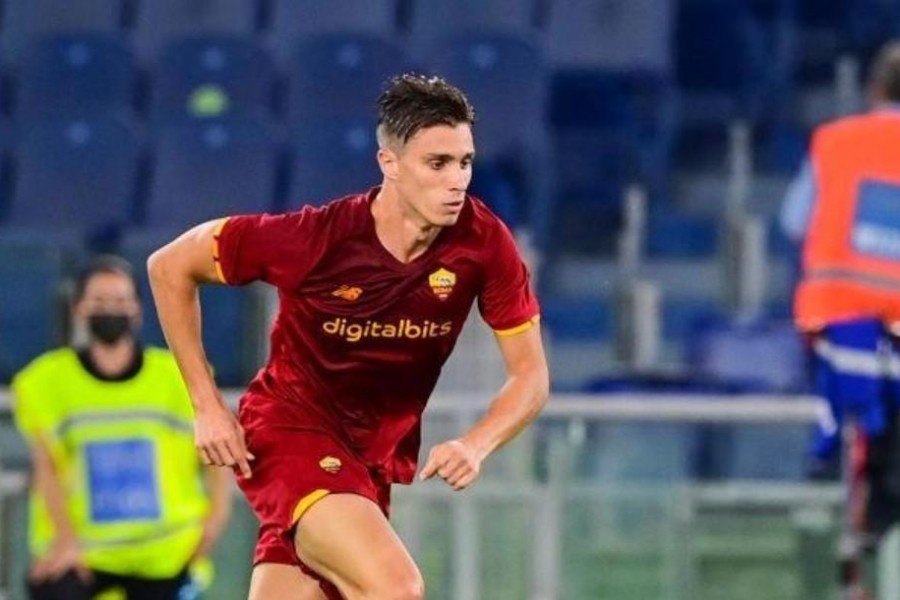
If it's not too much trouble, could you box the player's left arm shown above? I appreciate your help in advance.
[419,323,549,490]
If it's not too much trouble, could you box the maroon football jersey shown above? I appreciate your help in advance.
[215,188,540,482]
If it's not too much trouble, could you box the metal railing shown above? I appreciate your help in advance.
[1,389,848,600]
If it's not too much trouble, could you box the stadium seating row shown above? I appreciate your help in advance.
[0,0,875,391]
[0,111,745,260]
[3,0,897,71]
[2,0,886,253]
[0,0,670,70]
[0,0,887,247]
[0,29,682,256]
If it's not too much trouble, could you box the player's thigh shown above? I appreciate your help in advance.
[294,493,423,599]
[248,563,328,600]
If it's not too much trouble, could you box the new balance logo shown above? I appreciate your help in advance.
[331,285,363,301]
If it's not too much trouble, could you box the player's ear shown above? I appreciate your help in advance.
[377,147,400,181]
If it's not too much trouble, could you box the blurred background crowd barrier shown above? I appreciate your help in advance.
[0,382,857,600]
[2,0,900,598]
[0,326,888,600]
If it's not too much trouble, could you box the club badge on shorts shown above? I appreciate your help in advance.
[319,455,342,474]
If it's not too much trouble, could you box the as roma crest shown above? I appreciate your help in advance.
[428,268,456,301]
[319,456,342,474]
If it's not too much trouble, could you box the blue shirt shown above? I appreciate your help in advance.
[779,158,815,243]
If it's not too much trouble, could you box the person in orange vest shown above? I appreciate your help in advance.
[781,39,900,599]
[782,40,900,330]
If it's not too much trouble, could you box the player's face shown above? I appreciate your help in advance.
[392,123,475,227]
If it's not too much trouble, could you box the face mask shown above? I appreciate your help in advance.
[87,314,133,345]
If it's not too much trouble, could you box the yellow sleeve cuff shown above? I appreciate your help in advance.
[212,217,231,284]
[494,315,540,337]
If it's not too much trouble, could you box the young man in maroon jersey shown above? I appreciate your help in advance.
[147,74,549,600]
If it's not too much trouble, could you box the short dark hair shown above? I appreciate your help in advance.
[73,255,140,303]
[377,74,475,147]
[870,40,900,102]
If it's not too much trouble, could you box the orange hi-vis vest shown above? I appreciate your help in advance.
[795,110,900,331]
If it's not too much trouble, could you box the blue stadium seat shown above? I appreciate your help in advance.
[707,424,813,480]
[2,0,123,63]
[674,0,790,170]
[17,34,135,118]
[542,130,636,255]
[145,117,280,228]
[287,34,410,122]
[797,0,898,82]
[544,0,679,201]
[544,0,673,73]
[133,0,257,63]
[289,118,381,207]
[9,117,139,236]
[663,299,728,347]
[0,118,12,214]
[406,0,538,41]
[268,0,399,63]
[549,71,643,130]
[675,0,777,123]
[420,32,549,231]
[797,0,851,28]
[780,0,842,87]
[548,71,675,203]
[0,236,68,382]
[118,230,250,386]
[579,421,704,482]
[645,209,718,258]
[686,317,808,393]
[152,36,275,121]
[421,33,545,161]
[467,166,522,228]
[541,295,613,342]
[541,200,623,257]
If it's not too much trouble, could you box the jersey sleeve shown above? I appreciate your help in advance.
[477,221,540,335]
[214,208,329,290]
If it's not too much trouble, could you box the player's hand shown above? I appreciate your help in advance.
[194,399,255,478]
[30,536,91,583]
[418,439,482,491]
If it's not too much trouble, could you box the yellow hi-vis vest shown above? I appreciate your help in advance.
[11,347,208,578]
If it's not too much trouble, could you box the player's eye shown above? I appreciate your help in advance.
[461,159,472,170]
[429,160,445,170]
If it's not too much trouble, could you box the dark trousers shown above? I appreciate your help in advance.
[28,568,191,600]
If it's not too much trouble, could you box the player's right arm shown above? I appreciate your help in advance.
[147,219,254,478]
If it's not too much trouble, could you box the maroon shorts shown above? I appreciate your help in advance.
[237,427,392,600]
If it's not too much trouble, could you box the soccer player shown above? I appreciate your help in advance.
[147,74,550,600]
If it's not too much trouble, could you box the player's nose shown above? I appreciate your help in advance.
[449,164,471,190]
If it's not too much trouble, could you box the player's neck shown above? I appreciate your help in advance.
[372,189,441,264]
